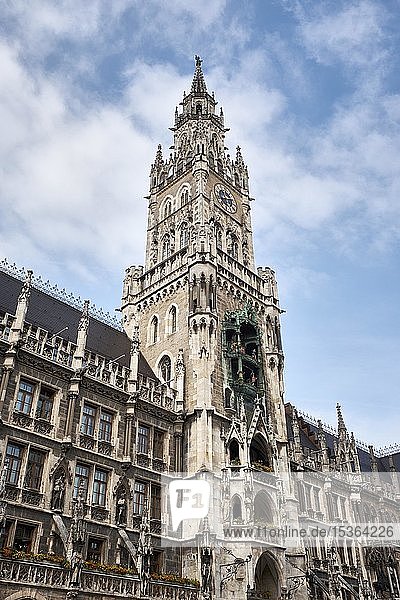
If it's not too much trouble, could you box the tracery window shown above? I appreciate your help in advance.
[168,306,177,333]
[150,316,159,344]
[180,188,189,206]
[159,355,172,383]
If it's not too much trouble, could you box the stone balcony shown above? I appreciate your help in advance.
[0,557,200,599]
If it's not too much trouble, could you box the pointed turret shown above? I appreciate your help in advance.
[191,55,207,95]
[154,144,164,169]
[336,403,347,439]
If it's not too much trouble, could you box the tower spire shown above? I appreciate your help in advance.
[191,55,207,94]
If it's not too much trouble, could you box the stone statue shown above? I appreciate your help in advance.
[51,472,65,511]
[116,488,127,526]
[201,547,213,597]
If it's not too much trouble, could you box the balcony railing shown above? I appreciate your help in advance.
[0,557,200,599]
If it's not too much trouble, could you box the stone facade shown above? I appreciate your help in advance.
[0,57,399,600]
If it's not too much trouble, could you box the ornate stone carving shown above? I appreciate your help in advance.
[22,489,42,506]
[79,434,95,450]
[12,411,33,428]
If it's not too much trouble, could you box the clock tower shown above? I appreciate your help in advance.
[121,55,288,475]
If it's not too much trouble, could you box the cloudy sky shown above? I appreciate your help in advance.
[1,0,399,448]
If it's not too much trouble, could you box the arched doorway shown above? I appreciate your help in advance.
[254,551,281,599]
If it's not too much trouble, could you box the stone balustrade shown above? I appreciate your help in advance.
[0,558,200,599]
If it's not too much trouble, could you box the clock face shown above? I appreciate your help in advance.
[215,184,237,214]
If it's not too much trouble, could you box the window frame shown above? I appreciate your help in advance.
[23,447,45,491]
[137,424,150,455]
[92,467,108,507]
[133,480,147,516]
[14,376,56,422]
[73,463,90,500]
[5,441,25,486]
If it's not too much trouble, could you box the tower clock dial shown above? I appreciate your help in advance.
[214,183,237,214]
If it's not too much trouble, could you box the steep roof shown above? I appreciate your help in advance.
[0,269,155,379]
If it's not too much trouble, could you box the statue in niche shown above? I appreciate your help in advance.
[116,488,127,526]
[51,471,66,511]
[201,547,213,597]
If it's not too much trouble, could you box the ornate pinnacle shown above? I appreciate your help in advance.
[235,145,245,168]
[336,403,346,432]
[78,299,90,332]
[154,144,163,168]
[18,269,33,303]
[191,55,207,94]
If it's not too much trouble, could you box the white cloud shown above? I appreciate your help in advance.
[298,1,387,68]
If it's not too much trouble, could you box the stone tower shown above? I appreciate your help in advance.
[121,55,288,477]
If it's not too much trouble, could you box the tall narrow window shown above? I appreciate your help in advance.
[15,380,34,414]
[81,404,97,436]
[133,481,147,515]
[99,411,113,442]
[151,484,161,519]
[92,468,108,506]
[150,316,158,344]
[24,448,45,490]
[163,201,172,219]
[5,442,24,485]
[87,537,104,562]
[74,463,89,499]
[180,189,189,206]
[180,225,188,249]
[169,306,177,333]
[36,387,54,420]
[137,425,150,454]
[13,523,36,552]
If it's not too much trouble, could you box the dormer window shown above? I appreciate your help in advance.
[196,103,202,116]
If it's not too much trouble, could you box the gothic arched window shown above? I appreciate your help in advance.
[232,495,243,522]
[162,235,170,260]
[163,200,172,219]
[169,306,177,334]
[159,355,172,383]
[150,316,158,344]
[180,224,188,249]
[180,188,189,206]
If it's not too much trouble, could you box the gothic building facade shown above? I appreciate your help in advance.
[0,57,399,600]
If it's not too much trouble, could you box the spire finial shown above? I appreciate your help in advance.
[336,403,346,431]
[191,55,207,94]
[154,144,163,167]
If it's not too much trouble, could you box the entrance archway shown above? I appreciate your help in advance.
[254,551,281,599]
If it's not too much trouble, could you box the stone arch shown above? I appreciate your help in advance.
[157,352,174,384]
[253,489,275,525]
[5,593,49,600]
[228,439,240,464]
[147,314,160,345]
[165,303,178,334]
[231,494,243,522]
[250,432,272,469]
[254,550,282,600]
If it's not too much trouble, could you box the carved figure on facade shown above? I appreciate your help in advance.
[51,470,66,511]
[136,499,152,597]
[116,487,128,526]
[201,546,213,598]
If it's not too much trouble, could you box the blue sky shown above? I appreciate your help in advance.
[1,0,399,447]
